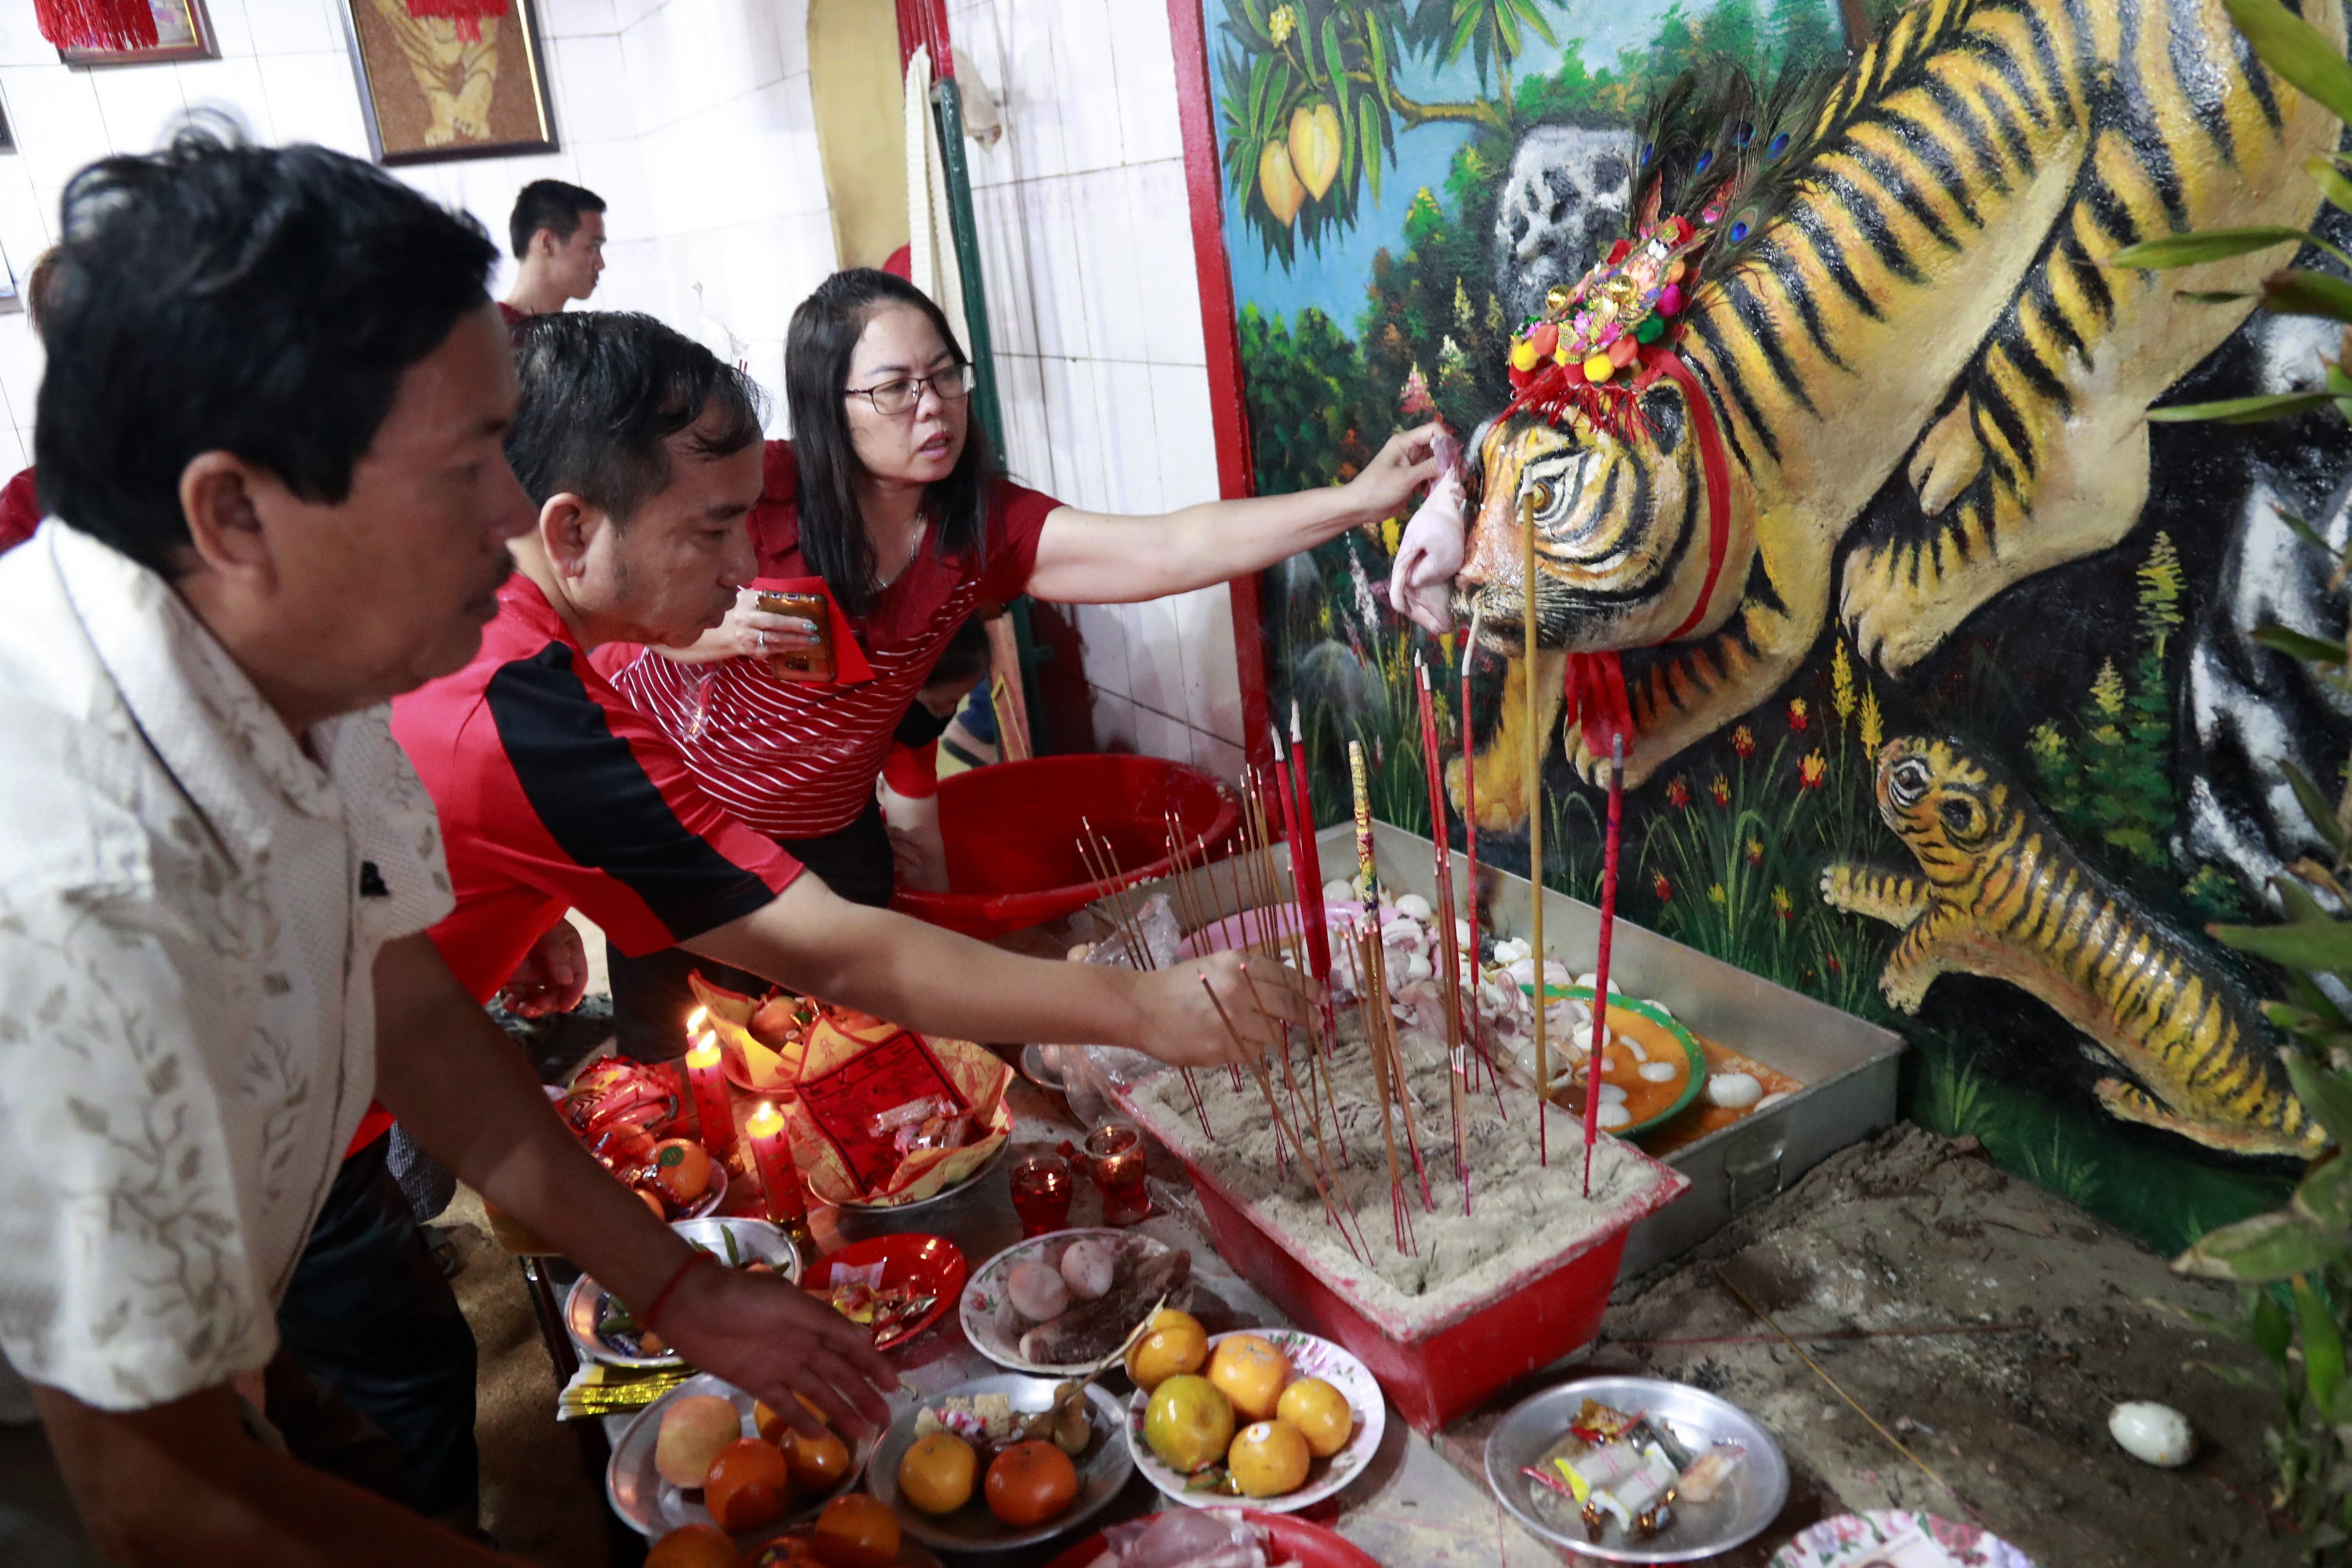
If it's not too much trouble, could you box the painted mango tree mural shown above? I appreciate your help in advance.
[1203,0,2352,1253]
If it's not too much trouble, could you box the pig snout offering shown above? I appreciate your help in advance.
[1388,426,1467,634]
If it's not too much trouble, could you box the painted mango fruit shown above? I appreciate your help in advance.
[1258,139,1306,225]
[1287,102,1341,201]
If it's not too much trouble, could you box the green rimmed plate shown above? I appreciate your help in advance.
[1516,982,1707,1137]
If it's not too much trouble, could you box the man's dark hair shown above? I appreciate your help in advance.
[35,126,499,579]
[784,267,993,617]
[507,311,763,526]
[927,617,991,689]
[509,179,606,259]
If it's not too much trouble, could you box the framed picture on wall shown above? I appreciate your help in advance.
[337,0,557,166]
[57,0,220,66]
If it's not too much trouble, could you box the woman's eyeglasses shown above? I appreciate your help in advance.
[844,362,975,417]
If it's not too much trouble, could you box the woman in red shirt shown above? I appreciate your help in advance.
[598,269,1438,1049]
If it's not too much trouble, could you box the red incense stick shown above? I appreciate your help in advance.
[1583,731,1626,1197]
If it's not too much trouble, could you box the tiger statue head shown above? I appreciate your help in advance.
[1451,382,1749,657]
[1875,736,2033,889]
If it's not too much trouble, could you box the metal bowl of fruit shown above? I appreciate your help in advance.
[567,1217,802,1369]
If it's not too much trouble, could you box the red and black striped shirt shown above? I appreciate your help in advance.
[595,441,1058,838]
[391,575,802,1004]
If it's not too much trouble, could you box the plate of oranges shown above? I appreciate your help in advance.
[1124,1324,1384,1513]
[870,1373,1132,1552]
[608,1373,876,1545]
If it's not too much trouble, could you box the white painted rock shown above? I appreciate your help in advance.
[1638,1061,1679,1083]
[1493,937,1532,966]
[2109,1402,2193,1467]
[1323,879,1355,905]
[1597,1102,1632,1129]
[1705,1072,1763,1109]
[1394,893,1433,921]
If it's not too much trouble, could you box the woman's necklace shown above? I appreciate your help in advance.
[874,505,930,591]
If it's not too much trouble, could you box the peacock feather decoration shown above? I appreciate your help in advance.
[1501,62,1845,441]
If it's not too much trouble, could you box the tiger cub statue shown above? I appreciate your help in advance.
[1451,0,2348,823]
[1823,735,2319,1158]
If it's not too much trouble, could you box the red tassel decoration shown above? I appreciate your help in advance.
[404,0,510,43]
[35,0,160,52]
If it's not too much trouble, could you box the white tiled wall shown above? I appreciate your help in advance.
[0,0,834,457]
[949,0,1245,782]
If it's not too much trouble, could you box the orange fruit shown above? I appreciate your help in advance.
[704,1438,791,1533]
[811,1492,901,1567]
[655,1394,746,1488]
[649,1523,745,1568]
[1206,1334,1291,1423]
[638,1186,671,1220]
[1275,1377,1354,1458]
[652,1138,714,1203]
[983,1440,1079,1527]
[897,1430,978,1515]
[1143,1375,1233,1475]
[752,1391,831,1444]
[1227,1420,1311,1498]
[783,1425,851,1494]
[1124,1308,1209,1393]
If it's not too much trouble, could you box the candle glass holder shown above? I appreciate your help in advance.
[1008,1151,1074,1238]
[1082,1120,1151,1225]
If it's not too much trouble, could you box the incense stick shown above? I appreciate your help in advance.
[1417,660,1472,1214]
[1200,976,1364,1262]
[1235,965,1367,1260]
[1583,731,1626,1197]
[1079,820,1213,1140]
[1521,492,1549,1165]
[1457,606,1506,1115]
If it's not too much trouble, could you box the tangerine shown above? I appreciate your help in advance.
[897,1430,977,1515]
[703,1438,791,1533]
[783,1426,852,1494]
[811,1492,901,1567]
[983,1440,1079,1527]
[1143,1374,1234,1474]
[1227,1420,1310,1498]
[752,1390,832,1444]
[1275,1376,1354,1458]
[648,1523,745,1568]
[1123,1307,1209,1393]
[652,1139,714,1203]
[1206,1334,1291,1423]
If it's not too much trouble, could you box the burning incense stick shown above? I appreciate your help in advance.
[1457,606,1504,1113]
[1353,924,1415,1255]
[1521,493,1548,1165]
[1200,976,1364,1261]
[1583,731,1627,1197]
[1346,741,1432,1214]
[1080,820,1212,1140]
[1416,660,1472,1213]
[1236,965,1366,1259]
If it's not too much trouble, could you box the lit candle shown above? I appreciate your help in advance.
[745,1099,807,1226]
[684,1029,735,1159]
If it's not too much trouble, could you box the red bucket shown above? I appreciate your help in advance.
[892,754,1241,940]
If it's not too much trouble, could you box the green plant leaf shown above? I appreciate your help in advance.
[2256,624,2350,665]
[2288,1052,2352,1148]
[2275,507,2343,559]
[2311,155,2352,216]
[2298,1154,2352,1228]
[1366,20,1396,112]
[2189,1357,2279,1391]
[2264,268,2352,323]
[2176,289,2255,304]
[2281,760,2351,854]
[2215,915,2352,974]
[2226,0,2352,128]
[1322,15,1347,98]
[2297,1275,2348,1416]
[2176,1211,2352,1281]
[1361,109,1381,204]
[2256,1286,2295,1365]
[2107,228,2313,269]
[2149,391,2338,424]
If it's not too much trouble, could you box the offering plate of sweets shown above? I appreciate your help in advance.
[1484,1377,1787,1562]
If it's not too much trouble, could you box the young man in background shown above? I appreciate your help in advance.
[500,178,606,324]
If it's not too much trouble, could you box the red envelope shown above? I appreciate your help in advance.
[750,576,874,685]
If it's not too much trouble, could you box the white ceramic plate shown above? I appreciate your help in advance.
[604,1371,875,1541]
[1125,1328,1385,1514]
[832,1138,1010,1213]
[868,1373,1133,1552]
[566,1216,800,1370]
[958,1229,1185,1375]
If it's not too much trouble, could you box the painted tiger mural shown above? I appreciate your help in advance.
[1450,0,2350,823]
[1824,735,2320,1156]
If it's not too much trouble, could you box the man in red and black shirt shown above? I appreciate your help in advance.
[498,179,605,329]
[393,310,1302,1062]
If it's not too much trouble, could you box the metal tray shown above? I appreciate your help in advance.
[1484,1375,1788,1561]
[868,1373,1132,1552]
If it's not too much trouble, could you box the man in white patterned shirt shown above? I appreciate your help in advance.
[0,130,892,1563]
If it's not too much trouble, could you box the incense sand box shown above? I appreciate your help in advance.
[1132,1011,1667,1338]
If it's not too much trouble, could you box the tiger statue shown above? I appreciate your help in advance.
[1824,734,2320,1156]
[1450,0,2349,821]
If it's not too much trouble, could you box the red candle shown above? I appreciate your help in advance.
[1009,1151,1074,1237]
[1083,1121,1151,1225]
[683,1025,735,1160]
[745,1099,806,1225]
